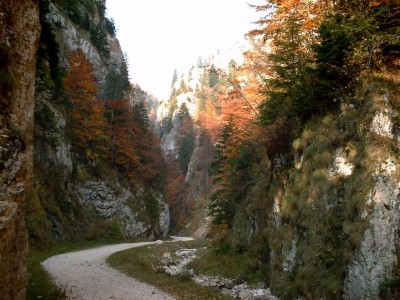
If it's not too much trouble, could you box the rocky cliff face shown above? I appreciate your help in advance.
[28,0,169,241]
[0,0,40,298]
[343,82,400,299]
[226,72,400,299]
[159,50,400,297]
[47,2,124,88]
[77,180,169,237]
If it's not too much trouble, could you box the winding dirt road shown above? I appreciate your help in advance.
[42,236,193,300]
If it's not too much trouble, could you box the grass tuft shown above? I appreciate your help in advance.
[107,240,230,299]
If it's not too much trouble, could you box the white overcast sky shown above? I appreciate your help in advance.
[106,0,264,99]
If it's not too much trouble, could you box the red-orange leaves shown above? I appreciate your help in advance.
[108,99,141,172]
[108,98,163,185]
[166,156,194,230]
[64,49,108,159]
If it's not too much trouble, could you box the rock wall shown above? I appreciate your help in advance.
[0,0,40,299]
[29,0,170,241]
[344,158,400,299]
[215,73,400,299]
[47,2,124,91]
[344,91,400,299]
[77,180,169,237]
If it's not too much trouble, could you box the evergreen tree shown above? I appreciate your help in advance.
[197,56,204,68]
[259,12,317,125]
[105,18,116,36]
[177,104,195,175]
[91,22,110,57]
[179,78,188,93]
[171,69,178,88]
[102,55,131,102]
[208,64,219,88]
[209,120,237,225]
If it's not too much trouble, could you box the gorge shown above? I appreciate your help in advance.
[1,1,400,300]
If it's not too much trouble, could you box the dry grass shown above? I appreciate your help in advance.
[107,240,230,300]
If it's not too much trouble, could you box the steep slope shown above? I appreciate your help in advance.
[222,71,400,299]
[156,65,210,233]
[163,61,400,300]
[156,54,246,234]
[0,0,40,298]
[27,0,169,244]
[156,1,400,298]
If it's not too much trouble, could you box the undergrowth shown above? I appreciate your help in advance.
[187,239,264,286]
[380,252,400,299]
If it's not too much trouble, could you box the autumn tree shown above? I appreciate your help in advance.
[197,98,222,194]
[249,0,399,127]
[247,1,328,125]
[166,154,194,230]
[108,98,139,170]
[64,48,108,160]
[108,97,164,186]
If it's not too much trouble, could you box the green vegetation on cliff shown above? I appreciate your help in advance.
[28,0,168,246]
[172,1,400,299]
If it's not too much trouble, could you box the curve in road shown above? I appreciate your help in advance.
[42,236,193,300]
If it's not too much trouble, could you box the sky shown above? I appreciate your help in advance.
[106,0,264,100]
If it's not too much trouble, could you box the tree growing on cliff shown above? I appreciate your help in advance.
[107,96,165,187]
[64,48,108,160]
[177,103,195,175]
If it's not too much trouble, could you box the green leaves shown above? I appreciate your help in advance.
[329,1,400,70]
[259,13,319,126]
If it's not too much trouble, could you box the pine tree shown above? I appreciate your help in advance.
[177,104,195,175]
[209,120,237,225]
[171,69,178,88]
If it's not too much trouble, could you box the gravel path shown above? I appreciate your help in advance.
[42,236,193,300]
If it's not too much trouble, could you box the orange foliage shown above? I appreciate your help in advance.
[108,98,162,185]
[108,99,141,171]
[248,0,331,66]
[166,155,194,230]
[64,48,166,193]
[64,49,108,159]
[197,98,221,144]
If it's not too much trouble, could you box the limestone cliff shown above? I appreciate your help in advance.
[156,66,210,233]
[0,0,40,299]
[27,0,169,242]
[226,72,400,299]
[343,79,400,299]
[159,49,400,298]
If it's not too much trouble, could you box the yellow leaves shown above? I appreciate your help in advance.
[86,149,99,160]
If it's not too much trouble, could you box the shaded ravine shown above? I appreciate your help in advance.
[42,236,193,300]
